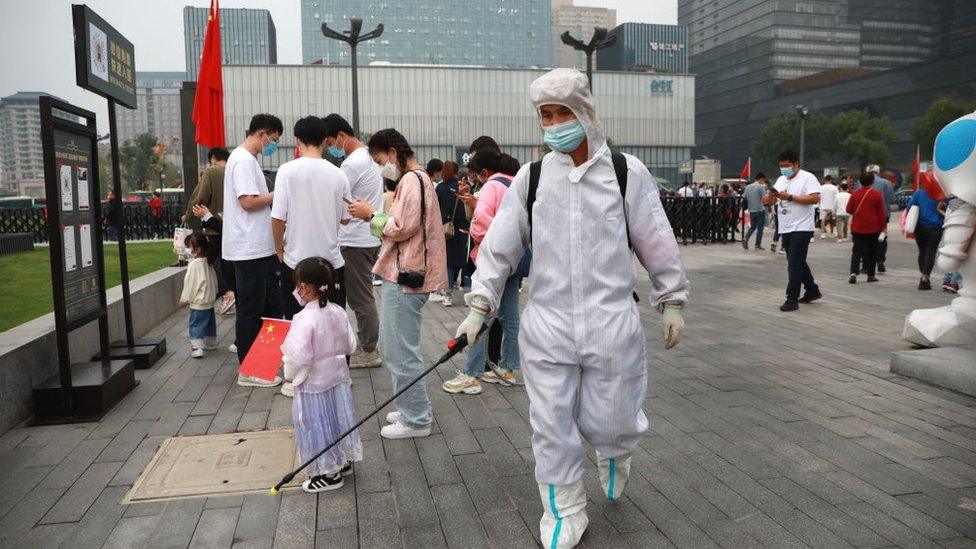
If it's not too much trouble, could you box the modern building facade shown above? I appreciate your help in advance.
[115,72,184,178]
[679,0,976,175]
[299,0,552,68]
[0,92,53,197]
[184,6,277,81]
[598,23,689,73]
[221,64,694,183]
[551,0,616,69]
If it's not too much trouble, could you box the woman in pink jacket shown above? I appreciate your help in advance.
[442,149,529,395]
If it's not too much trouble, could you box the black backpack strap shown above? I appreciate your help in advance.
[527,160,542,245]
[611,152,632,252]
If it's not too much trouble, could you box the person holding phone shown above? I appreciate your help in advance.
[771,149,822,311]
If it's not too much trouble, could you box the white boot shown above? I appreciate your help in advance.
[538,481,588,549]
[596,451,632,502]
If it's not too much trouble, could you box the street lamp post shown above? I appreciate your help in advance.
[560,27,617,92]
[795,105,810,167]
[322,17,384,135]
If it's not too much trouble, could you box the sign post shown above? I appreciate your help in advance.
[72,4,166,368]
[31,96,136,423]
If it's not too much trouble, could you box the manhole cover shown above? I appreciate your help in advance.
[123,429,302,503]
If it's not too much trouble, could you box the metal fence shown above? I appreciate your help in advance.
[661,196,744,245]
[3,196,744,246]
[0,201,187,244]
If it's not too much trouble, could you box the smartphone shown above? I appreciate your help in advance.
[342,197,354,205]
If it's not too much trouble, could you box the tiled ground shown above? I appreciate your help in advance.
[1,229,974,548]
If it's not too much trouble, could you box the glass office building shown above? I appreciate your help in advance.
[598,23,689,73]
[299,0,551,68]
[115,72,185,178]
[678,0,976,175]
[221,65,694,183]
[184,7,277,81]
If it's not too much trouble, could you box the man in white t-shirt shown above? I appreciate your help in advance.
[271,116,351,320]
[834,181,852,242]
[772,149,822,312]
[223,114,283,381]
[323,114,384,368]
[818,175,839,239]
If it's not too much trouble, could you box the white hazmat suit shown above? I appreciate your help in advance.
[462,68,690,548]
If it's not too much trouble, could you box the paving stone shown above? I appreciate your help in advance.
[358,490,401,549]
[58,485,129,548]
[179,414,214,435]
[402,523,449,549]
[189,506,240,548]
[416,433,463,486]
[315,526,359,549]
[110,436,165,486]
[431,483,490,548]
[316,479,357,531]
[146,497,207,548]
[234,491,281,544]
[96,420,153,463]
[36,437,110,489]
[274,489,317,548]
[15,522,77,547]
[40,461,122,524]
[103,515,161,549]
[0,487,66,544]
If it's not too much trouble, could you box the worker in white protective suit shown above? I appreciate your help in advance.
[456,68,690,548]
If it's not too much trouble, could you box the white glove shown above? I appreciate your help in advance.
[456,308,486,345]
[662,304,684,350]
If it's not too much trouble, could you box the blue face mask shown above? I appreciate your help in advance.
[780,166,794,178]
[261,136,278,156]
[543,118,586,153]
[327,145,345,159]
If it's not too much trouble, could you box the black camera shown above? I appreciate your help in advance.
[397,269,427,289]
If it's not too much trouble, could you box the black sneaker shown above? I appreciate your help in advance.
[918,279,932,291]
[755,246,765,251]
[799,290,823,304]
[302,472,344,493]
[780,300,799,312]
[877,263,886,273]
[340,462,353,476]
[867,276,879,282]
[848,274,857,284]
[742,240,748,250]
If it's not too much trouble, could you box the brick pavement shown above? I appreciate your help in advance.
[1,230,974,548]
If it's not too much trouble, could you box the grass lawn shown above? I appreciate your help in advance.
[0,241,177,332]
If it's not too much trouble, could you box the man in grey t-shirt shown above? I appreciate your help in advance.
[866,164,895,272]
[742,173,769,250]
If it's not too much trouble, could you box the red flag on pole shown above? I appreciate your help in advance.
[238,318,291,382]
[192,0,225,148]
[739,157,751,181]
[911,145,920,191]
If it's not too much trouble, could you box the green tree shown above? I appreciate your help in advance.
[830,109,896,168]
[752,112,832,165]
[119,133,160,191]
[910,95,976,158]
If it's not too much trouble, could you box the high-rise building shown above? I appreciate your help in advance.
[184,6,277,81]
[598,23,689,73]
[551,0,616,69]
[0,92,62,197]
[115,72,185,181]
[679,0,975,174]
[299,0,551,68]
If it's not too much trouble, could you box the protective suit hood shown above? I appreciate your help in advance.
[530,68,607,160]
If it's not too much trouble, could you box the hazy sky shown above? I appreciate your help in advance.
[0,0,677,133]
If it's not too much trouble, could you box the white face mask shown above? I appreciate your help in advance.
[380,162,398,181]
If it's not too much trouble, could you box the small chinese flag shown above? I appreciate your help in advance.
[239,318,291,382]
[739,157,751,181]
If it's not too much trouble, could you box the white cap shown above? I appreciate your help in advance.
[865,164,881,174]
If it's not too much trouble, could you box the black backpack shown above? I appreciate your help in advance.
[526,152,639,302]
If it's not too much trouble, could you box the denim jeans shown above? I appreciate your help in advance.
[379,281,431,428]
[781,231,818,301]
[465,275,522,377]
[233,255,283,363]
[744,211,766,248]
[188,308,216,347]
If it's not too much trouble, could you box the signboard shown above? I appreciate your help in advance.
[649,42,685,52]
[40,97,106,329]
[678,160,693,174]
[650,79,673,95]
[72,4,136,109]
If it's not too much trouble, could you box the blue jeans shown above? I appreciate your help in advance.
[465,276,521,377]
[744,211,766,248]
[379,281,431,428]
[188,308,216,347]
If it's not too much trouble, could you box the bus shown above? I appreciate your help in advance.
[0,196,46,209]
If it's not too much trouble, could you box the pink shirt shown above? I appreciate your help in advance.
[280,301,355,394]
[372,170,448,293]
[469,174,513,264]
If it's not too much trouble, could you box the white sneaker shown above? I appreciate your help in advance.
[442,296,453,307]
[386,410,401,424]
[350,348,382,369]
[820,234,826,239]
[237,374,282,388]
[380,421,431,439]
[371,278,383,286]
[280,382,294,397]
[191,348,204,359]
[228,343,238,354]
[429,293,444,303]
[441,372,482,394]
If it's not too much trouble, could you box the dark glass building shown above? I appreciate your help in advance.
[678,0,976,175]
[598,23,689,74]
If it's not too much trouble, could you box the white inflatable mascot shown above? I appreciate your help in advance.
[903,111,976,347]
